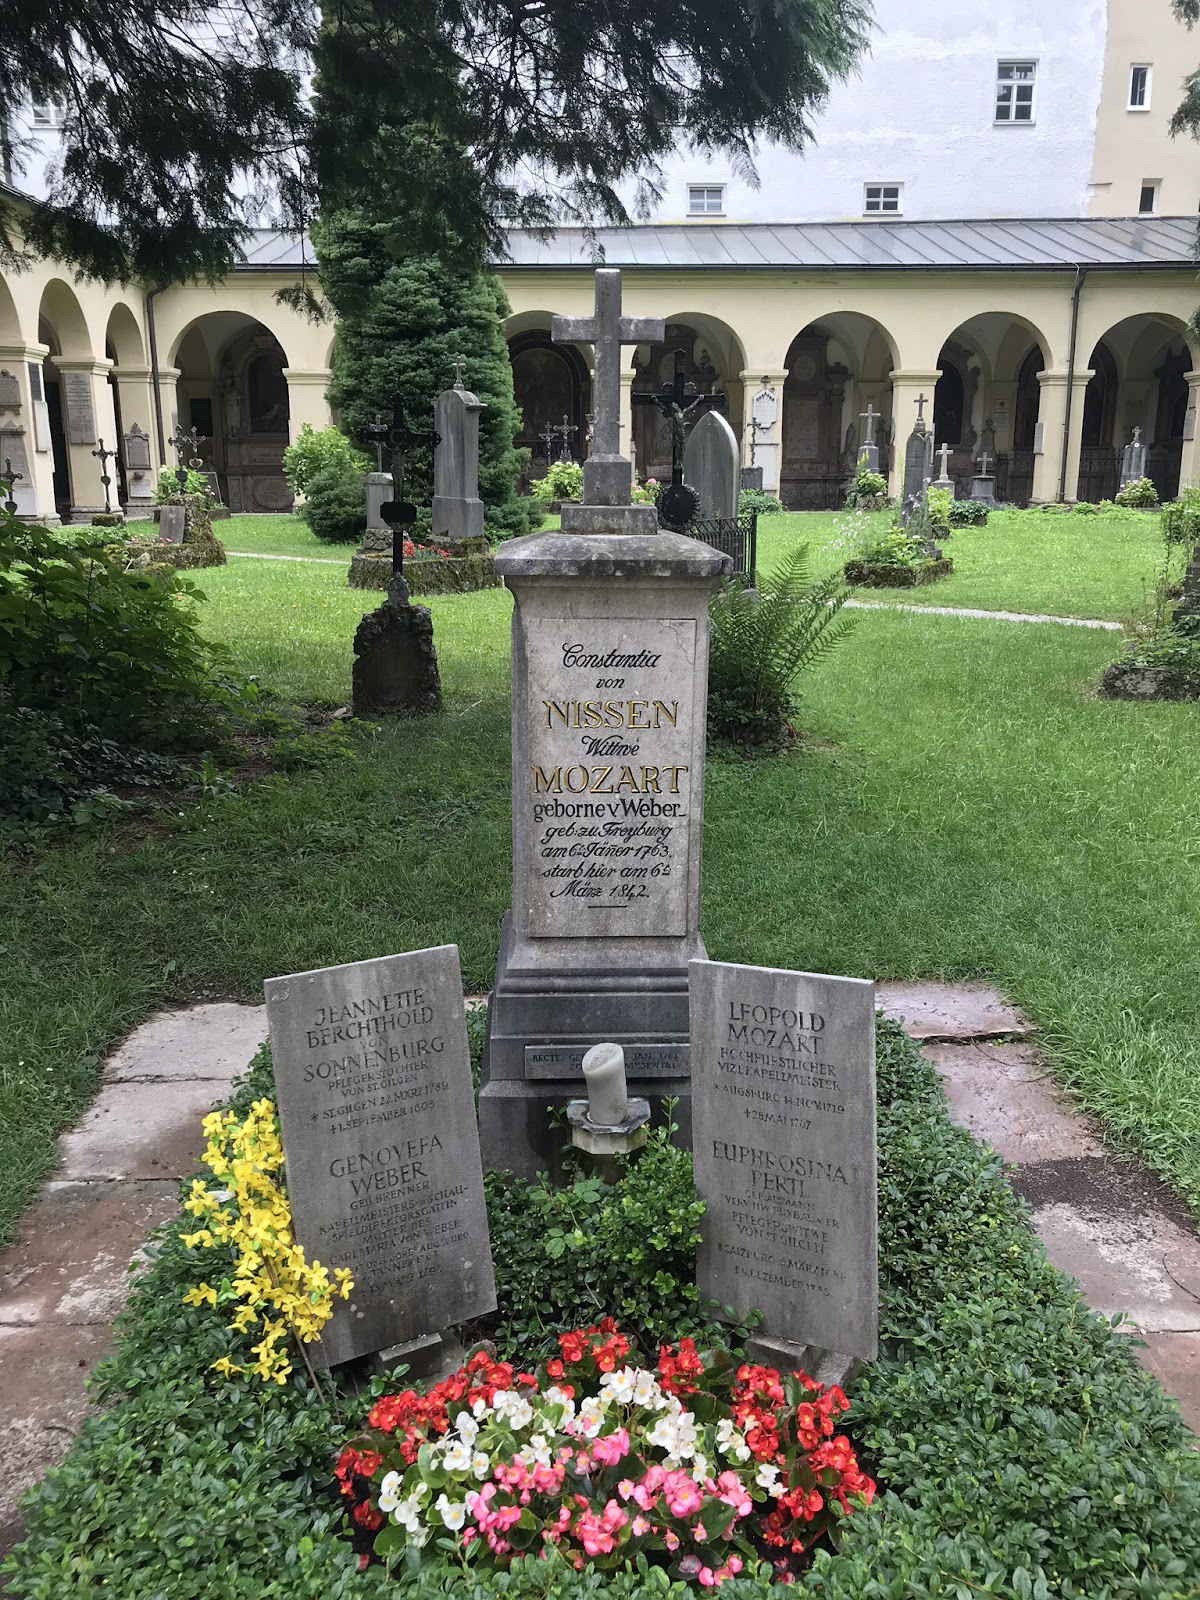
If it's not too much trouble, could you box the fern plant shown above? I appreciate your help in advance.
[707,545,856,747]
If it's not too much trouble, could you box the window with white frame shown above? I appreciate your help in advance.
[687,184,725,216]
[1139,180,1160,215]
[1129,65,1151,109]
[995,60,1037,123]
[863,183,902,215]
[30,102,59,128]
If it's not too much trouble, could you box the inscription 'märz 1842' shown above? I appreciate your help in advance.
[264,946,496,1366]
[525,618,698,938]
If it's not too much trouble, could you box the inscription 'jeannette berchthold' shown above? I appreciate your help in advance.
[264,945,496,1366]
[690,960,877,1362]
[524,618,698,938]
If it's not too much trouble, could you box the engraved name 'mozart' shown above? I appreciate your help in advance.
[532,763,688,796]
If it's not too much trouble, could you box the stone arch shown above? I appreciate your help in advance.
[778,312,898,510]
[1076,341,1119,501]
[38,279,92,362]
[0,271,22,345]
[1085,312,1197,501]
[37,280,97,515]
[171,312,292,512]
[104,302,145,368]
[630,313,746,485]
[506,322,592,477]
[934,314,1050,505]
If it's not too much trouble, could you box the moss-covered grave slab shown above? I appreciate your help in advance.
[844,556,954,588]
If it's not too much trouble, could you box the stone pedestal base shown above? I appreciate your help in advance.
[479,913,694,1178]
[744,1332,863,1392]
[970,474,996,504]
[351,583,442,719]
[364,471,391,533]
[371,1329,467,1384]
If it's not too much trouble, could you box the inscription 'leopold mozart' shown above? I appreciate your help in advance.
[524,618,698,938]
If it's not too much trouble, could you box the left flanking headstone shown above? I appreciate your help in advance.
[264,945,496,1367]
[690,958,877,1365]
[158,504,186,542]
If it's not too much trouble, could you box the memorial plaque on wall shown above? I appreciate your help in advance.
[63,371,96,444]
[522,617,700,939]
[690,959,878,1361]
[264,945,496,1366]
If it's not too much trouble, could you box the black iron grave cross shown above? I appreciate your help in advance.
[380,396,440,578]
[554,413,578,463]
[2,457,22,516]
[92,437,118,514]
[632,348,726,489]
[168,424,205,493]
[539,422,556,464]
[362,414,390,473]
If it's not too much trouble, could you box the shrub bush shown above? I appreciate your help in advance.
[299,461,368,543]
[844,463,887,510]
[0,514,237,748]
[1162,484,1200,547]
[1072,500,1098,516]
[948,499,989,527]
[484,495,544,541]
[283,424,371,500]
[926,486,952,533]
[530,461,584,504]
[154,466,210,503]
[850,529,925,569]
[738,487,785,516]
[708,546,855,747]
[1114,476,1159,509]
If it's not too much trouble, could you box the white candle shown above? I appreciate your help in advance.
[582,1042,628,1127]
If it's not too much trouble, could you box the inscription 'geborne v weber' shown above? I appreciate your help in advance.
[264,945,496,1366]
[525,618,698,939]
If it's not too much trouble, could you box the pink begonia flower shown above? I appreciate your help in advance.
[664,1531,680,1551]
[714,1470,752,1518]
[631,1515,651,1536]
[617,1478,636,1501]
[531,1463,565,1495]
[692,1522,706,1541]
[601,1500,628,1533]
[663,1474,704,1519]
[592,1428,630,1467]
[698,1567,717,1587]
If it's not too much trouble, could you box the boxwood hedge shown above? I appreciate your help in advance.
[4,1024,1198,1599]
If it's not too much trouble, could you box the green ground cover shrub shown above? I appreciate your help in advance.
[844,463,887,511]
[738,487,785,516]
[948,500,989,527]
[707,546,854,747]
[154,465,212,503]
[302,461,369,543]
[531,461,583,504]
[926,487,952,533]
[6,1025,1198,1598]
[1115,477,1160,509]
[284,424,371,500]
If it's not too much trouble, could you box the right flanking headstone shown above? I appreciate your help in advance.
[690,959,877,1364]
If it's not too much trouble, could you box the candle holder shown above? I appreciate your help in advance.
[566,1043,651,1180]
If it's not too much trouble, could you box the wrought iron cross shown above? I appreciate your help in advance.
[92,437,118,514]
[539,423,556,463]
[2,456,21,516]
[362,414,390,473]
[168,424,205,493]
[380,395,440,579]
[633,348,726,487]
[554,413,578,463]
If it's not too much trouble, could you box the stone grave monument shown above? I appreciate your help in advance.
[480,268,732,1176]
[0,422,35,516]
[264,944,496,1369]
[683,409,740,522]
[690,958,877,1380]
[856,403,881,475]
[351,397,443,719]
[899,394,934,523]
[971,451,997,505]
[431,356,487,548]
[123,424,155,514]
[1120,426,1148,488]
[932,441,954,491]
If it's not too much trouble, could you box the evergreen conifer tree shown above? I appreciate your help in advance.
[316,213,535,535]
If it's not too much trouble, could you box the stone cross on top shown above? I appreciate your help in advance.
[976,451,992,476]
[1132,424,1142,445]
[936,441,952,478]
[914,393,930,430]
[859,402,879,444]
[452,354,468,389]
[553,269,663,531]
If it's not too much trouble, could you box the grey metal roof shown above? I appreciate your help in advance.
[235,217,1200,273]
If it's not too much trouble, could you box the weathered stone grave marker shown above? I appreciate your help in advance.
[1120,425,1147,487]
[683,409,740,521]
[431,358,486,547]
[158,504,186,542]
[690,958,877,1369]
[264,945,496,1367]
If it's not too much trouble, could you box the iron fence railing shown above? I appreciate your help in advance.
[686,512,757,582]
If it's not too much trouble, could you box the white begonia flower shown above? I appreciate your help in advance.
[716,1419,752,1461]
[410,1523,431,1549]
[631,1369,664,1408]
[472,1396,489,1419]
[435,1494,468,1531]
[454,1412,479,1446]
[646,1415,680,1455]
[530,1435,553,1466]
[506,1397,534,1430]
[442,1439,472,1473]
[393,1495,424,1533]
[600,1367,637,1404]
[471,1450,491,1479]
[690,1455,709,1483]
[755,1462,782,1493]
[378,1471,402,1513]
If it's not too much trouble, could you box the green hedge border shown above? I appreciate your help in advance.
[4,1022,1198,1599]
[843,558,954,589]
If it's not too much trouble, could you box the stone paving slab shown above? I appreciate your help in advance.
[847,599,1122,631]
[58,1078,235,1182]
[924,1041,1105,1162]
[103,1001,269,1083]
[877,981,1033,1040]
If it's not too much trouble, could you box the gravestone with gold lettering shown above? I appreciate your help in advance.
[264,945,496,1367]
[480,269,731,1175]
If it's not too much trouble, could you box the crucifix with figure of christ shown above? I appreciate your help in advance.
[2,457,22,516]
[633,348,726,489]
[551,269,663,528]
[379,396,440,579]
[554,413,578,463]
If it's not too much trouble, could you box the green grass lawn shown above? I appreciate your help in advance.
[4,544,1199,1250]
[756,505,1164,622]
[219,512,355,559]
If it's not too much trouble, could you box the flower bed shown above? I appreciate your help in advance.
[842,557,953,589]
[5,1024,1199,1599]
[337,1325,872,1582]
[348,534,499,595]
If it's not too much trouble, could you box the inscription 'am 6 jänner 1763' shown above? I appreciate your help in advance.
[524,618,698,939]
[264,945,496,1367]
